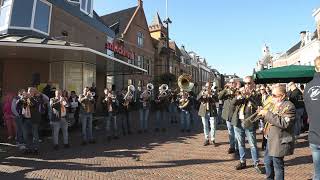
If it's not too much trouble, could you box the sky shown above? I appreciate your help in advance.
[94,0,320,78]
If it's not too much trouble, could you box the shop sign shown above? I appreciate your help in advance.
[105,42,134,60]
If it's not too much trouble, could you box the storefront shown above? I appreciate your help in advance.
[0,35,146,95]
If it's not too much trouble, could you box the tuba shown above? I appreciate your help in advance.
[178,74,194,92]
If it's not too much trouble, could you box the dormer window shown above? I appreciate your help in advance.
[80,0,93,17]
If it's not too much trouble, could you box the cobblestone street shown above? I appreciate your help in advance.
[0,123,314,180]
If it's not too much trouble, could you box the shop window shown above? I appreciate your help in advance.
[34,0,52,34]
[80,0,93,17]
[137,31,144,48]
[137,55,144,67]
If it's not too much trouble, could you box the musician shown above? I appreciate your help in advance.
[21,87,44,154]
[169,89,179,124]
[68,91,80,128]
[198,82,218,146]
[218,79,238,154]
[101,88,119,140]
[119,88,133,136]
[138,86,151,133]
[259,86,270,150]
[258,85,295,180]
[179,90,191,133]
[231,76,264,173]
[78,87,96,145]
[154,88,169,132]
[49,89,70,150]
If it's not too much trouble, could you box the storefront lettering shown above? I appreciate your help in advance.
[105,42,134,60]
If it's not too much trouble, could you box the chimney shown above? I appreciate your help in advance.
[300,31,306,47]
[313,8,320,39]
[138,0,143,7]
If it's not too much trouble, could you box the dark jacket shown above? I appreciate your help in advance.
[101,95,119,116]
[288,88,304,109]
[231,93,262,128]
[198,95,218,117]
[218,89,235,121]
[304,72,320,145]
[264,100,295,157]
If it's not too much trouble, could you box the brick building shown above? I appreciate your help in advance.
[100,0,155,91]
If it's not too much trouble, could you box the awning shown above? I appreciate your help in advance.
[254,65,315,84]
[0,35,146,75]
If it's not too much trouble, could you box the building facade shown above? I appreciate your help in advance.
[100,0,154,91]
[0,0,145,96]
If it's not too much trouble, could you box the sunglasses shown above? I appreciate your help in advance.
[272,94,282,98]
[244,82,251,85]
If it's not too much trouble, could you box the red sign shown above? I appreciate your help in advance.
[105,42,134,60]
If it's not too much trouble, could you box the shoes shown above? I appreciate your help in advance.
[138,130,143,134]
[113,136,119,140]
[32,149,39,155]
[155,128,159,132]
[181,129,185,133]
[64,144,70,148]
[162,128,166,132]
[53,145,59,150]
[235,161,246,170]
[228,148,235,154]
[233,150,240,159]
[211,140,218,147]
[186,129,191,133]
[254,164,265,174]
[144,130,148,133]
[203,140,210,146]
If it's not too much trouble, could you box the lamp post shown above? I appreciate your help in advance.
[163,17,172,74]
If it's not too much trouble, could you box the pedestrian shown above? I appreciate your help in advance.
[304,56,320,180]
[3,92,16,141]
[11,89,26,149]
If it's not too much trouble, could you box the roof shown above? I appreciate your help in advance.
[169,41,182,57]
[0,34,83,47]
[100,6,138,38]
[150,12,164,27]
[286,30,318,56]
[180,45,191,59]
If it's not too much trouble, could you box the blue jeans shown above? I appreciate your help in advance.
[139,108,149,130]
[155,110,167,129]
[234,124,259,164]
[81,113,93,142]
[201,112,216,141]
[51,118,69,145]
[105,114,118,137]
[294,108,304,136]
[22,119,39,150]
[180,109,191,131]
[264,142,284,180]
[310,143,320,180]
[15,116,25,144]
[169,103,178,122]
[226,121,237,150]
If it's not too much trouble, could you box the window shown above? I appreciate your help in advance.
[146,59,150,75]
[0,0,11,31]
[33,0,51,34]
[137,55,144,68]
[137,31,144,47]
[80,0,93,17]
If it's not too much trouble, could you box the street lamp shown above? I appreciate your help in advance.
[163,17,172,73]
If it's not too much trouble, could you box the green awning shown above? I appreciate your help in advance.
[254,65,315,84]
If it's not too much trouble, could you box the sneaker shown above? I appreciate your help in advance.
[254,164,265,174]
[203,140,210,146]
[235,162,246,170]
[211,140,218,147]
[53,145,59,150]
[228,148,235,154]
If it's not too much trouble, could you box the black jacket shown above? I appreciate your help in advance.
[304,72,320,145]
[288,88,304,109]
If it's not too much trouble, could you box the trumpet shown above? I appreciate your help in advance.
[242,97,274,129]
[158,84,169,98]
[146,83,154,96]
[123,85,135,107]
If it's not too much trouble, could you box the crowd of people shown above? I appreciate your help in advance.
[1,57,320,180]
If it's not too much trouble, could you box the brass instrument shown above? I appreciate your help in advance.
[158,84,169,98]
[179,92,189,109]
[146,83,154,96]
[178,74,194,92]
[242,96,274,129]
[123,85,135,107]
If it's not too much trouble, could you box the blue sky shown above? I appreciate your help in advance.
[94,0,320,77]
